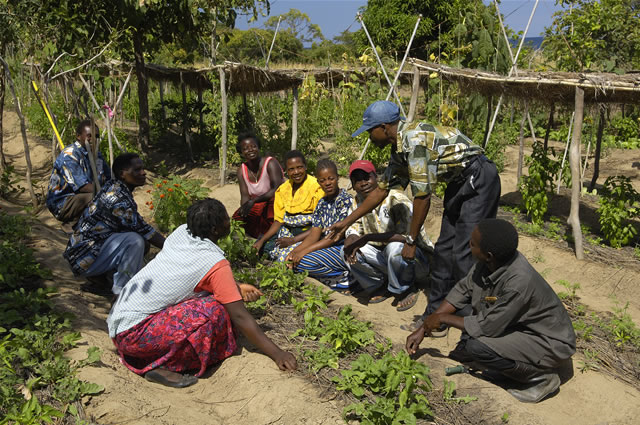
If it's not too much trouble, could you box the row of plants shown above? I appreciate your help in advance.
[0,211,103,424]
[517,142,639,249]
[556,280,639,389]
[215,218,475,425]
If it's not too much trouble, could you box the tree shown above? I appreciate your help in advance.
[543,0,640,72]
[265,8,324,44]
[218,28,303,63]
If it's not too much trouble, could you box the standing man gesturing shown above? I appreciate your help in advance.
[327,101,501,333]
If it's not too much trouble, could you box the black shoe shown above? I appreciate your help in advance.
[507,373,560,403]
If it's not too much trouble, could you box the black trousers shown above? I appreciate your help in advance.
[459,333,516,372]
[424,155,501,316]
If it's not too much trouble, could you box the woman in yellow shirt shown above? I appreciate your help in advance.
[253,150,324,261]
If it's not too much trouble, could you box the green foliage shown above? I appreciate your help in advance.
[293,284,330,328]
[149,175,209,233]
[501,412,510,424]
[577,349,600,373]
[543,0,640,72]
[336,352,434,424]
[609,116,640,149]
[556,280,581,301]
[217,220,259,266]
[442,379,477,404]
[319,306,375,355]
[0,212,102,422]
[519,142,562,224]
[604,302,640,348]
[597,176,640,248]
[0,165,25,199]
[256,262,307,305]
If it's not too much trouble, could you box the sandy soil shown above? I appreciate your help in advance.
[2,109,640,424]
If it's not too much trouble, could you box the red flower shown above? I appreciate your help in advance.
[160,194,165,199]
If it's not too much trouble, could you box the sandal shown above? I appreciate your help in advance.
[396,289,419,312]
[368,288,392,304]
[145,369,198,388]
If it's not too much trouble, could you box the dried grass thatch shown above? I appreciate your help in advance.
[144,61,302,94]
[410,58,640,105]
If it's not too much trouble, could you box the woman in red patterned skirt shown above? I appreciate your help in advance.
[107,198,297,388]
[232,132,284,238]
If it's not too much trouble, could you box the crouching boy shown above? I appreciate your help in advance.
[406,219,576,403]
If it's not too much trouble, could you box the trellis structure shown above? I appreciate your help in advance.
[407,58,640,259]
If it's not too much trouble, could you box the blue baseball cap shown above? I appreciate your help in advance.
[351,100,405,138]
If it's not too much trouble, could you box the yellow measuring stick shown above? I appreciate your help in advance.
[31,81,64,150]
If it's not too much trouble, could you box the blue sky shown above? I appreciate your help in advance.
[235,0,564,41]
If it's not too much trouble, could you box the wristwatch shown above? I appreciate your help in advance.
[405,235,416,246]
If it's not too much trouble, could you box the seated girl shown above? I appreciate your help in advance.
[253,150,324,262]
[286,159,354,291]
[232,133,285,238]
[107,198,297,388]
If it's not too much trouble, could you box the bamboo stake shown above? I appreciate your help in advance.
[385,15,421,101]
[557,112,575,193]
[219,67,228,186]
[78,73,124,151]
[180,72,194,162]
[568,87,585,260]
[0,56,37,207]
[516,102,528,185]
[265,16,281,69]
[407,65,420,122]
[291,86,298,150]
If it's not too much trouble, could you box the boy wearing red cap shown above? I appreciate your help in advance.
[328,101,501,332]
[342,160,433,311]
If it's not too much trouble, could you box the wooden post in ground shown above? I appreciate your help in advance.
[407,66,420,123]
[159,80,166,122]
[568,86,585,260]
[483,95,492,146]
[198,84,204,134]
[589,108,606,192]
[0,56,37,207]
[543,103,555,151]
[516,101,528,186]
[180,72,194,162]
[291,86,299,150]
[219,67,228,186]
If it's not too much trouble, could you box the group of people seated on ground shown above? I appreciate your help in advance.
[45,102,576,403]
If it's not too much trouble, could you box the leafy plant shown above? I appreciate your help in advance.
[318,306,375,355]
[519,142,562,224]
[149,175,209,232]
[556,279,581,301]
[293,284,330,328]
[442,379,477,404]
[256,262,307,305]
[0,165,25,199]
[597,176,640,248]
[217,219,259,266]
[577,349,600,373]
[336,352,434,425]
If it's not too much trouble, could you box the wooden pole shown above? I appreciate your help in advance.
[0,56,37,207]
[106,112,114,165]
[407,65,420,123]
[219,67,228,186]
[78,74,124,151]
[159,80,166,122]
[482,95,492,146]
[265,16,282,69]
[180,73,194,162]
[543,103,555,151]
[198,84,204,134]
[557,112,575,194]
[589,108,605,192]
[568,87,584,260]
[516,101,528,185]
[291,86,298,150]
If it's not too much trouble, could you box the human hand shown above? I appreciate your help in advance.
[405,326,426,355]
[276,237,295,248]
[423,314,442,336]
[240,199,255,217]
[238,283,263,302]
[401,243,417,262]
[286,249,305,268]
[252,240,264,253]
[343,235,364,264]
[325,220,347,243]
[274,350,298,371]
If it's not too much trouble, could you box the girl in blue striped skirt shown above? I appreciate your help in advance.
[285,159,354,291]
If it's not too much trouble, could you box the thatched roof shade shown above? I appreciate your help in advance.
[276,67,378,86]
[144,61,302,94]
[409,58,640,105]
